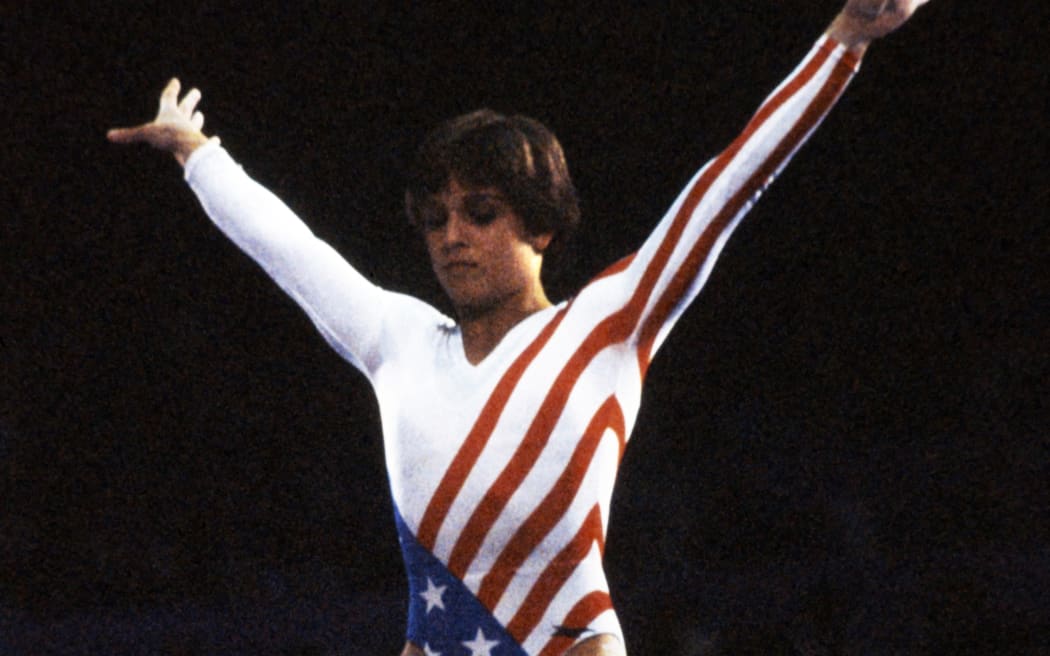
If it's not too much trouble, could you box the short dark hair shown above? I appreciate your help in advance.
[404,109,581,265]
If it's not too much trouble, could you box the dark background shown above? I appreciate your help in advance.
[4,2,1047,654]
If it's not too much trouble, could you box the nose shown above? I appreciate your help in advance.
[441,211,471,250]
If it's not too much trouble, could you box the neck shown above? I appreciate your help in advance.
[457,288,552,365]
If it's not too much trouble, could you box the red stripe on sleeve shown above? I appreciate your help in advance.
[636,52,856,371]
[577,37,835,370]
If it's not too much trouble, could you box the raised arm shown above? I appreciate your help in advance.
[108,81,442,377]
[582,0,931,370]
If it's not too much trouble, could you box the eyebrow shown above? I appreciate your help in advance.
[427,189,507,211]
[458,190,506,204]
[414,186,512,225]
[416,189,510,223]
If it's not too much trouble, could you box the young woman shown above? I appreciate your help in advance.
[109,2,931,654]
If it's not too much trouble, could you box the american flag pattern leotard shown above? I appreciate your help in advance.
[185,36,860,655]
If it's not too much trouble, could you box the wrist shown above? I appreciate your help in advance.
[174,132,212,167]
[825,13,873,56]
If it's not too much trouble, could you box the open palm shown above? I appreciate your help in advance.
[107,78,212,165]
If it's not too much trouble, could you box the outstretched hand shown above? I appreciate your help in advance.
[828,0,932,51]
[108,78,215,166]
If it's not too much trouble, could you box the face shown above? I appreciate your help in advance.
[419,179,551,318]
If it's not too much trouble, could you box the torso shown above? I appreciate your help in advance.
[376,294,640,654]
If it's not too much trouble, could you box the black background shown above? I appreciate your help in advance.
[4,2,1047,654]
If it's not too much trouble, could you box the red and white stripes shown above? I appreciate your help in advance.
[187,33,863,655]
[394,37,861,653]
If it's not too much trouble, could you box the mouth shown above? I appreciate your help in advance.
[443,261,478,273]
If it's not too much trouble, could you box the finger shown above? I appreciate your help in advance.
[892,0,927,22]
[159,78,181,111]
[190,110,204,131]
[178,87,202,115]
[107,125,148,143]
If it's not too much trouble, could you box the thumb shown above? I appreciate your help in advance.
[106,124,149,143]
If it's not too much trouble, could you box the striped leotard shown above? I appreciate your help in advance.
[185,36,860,655]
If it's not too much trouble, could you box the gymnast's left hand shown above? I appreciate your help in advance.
[827,0,933,53]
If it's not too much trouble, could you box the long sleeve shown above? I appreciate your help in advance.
[580,35,862,373]
[330,35,867,656]
[183,141,442,377]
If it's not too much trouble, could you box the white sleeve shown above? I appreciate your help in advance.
[183,141,437,377]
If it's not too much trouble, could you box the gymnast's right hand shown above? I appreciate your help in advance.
[108,78,216,166]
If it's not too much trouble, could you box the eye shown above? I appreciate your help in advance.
[463,196,503,226]
[468,208,497,226]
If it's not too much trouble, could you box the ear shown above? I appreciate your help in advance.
[530,232,553,254]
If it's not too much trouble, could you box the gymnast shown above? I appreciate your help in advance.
[109,1,931,653]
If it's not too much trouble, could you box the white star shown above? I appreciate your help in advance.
[462,627,500,656]
[419,577,447,614]
[423,643,442,656]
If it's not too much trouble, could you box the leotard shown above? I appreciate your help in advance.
[184,36,860,655]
